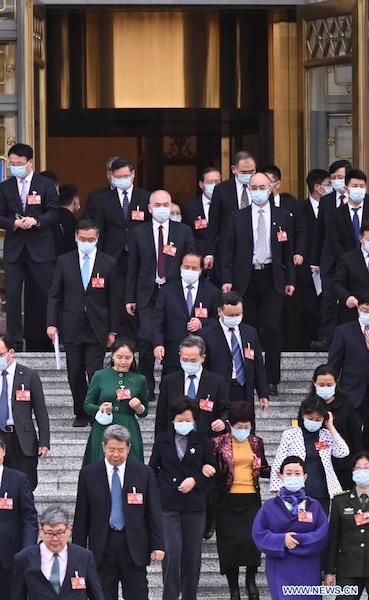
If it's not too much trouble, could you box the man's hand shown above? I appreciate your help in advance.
[21,216,37,229]
[222,283,232,293]
[154,346,165,361]
[178,477,196,493]
[259,397,269,410]
[285,532,299,549]
[151,550,165,562]
[211,419,226,432]
[187,317,202,332]
[285,285,295,296]
[126,303,136,316]
[106,333,115,348]
[324,575,335,587]
[47,326,58,342]
[204,256,214,270]
[346,295,358,308]
[14,218,27,229]
[293,254,304,266]
[38,447,48,459]
[202,464,216,477]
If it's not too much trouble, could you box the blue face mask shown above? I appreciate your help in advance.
[231,427,251,442]
[0,356,8,371]
[111,176,132,191]
[152,207,170,223]
[250,189,270,205]
[303,418,323,433]
[237,173,252,186]
[181,269,200,285]
[353,469,369,488]
[315,386,335,401]
[349,187,366,203]
[283,476,305,492]
[174,421,194,436]
[332,179,346,194]
[204,184,216,198]
[170,215,182,223]
[363,241,369,254]
[77,241,97,255]
[323,185,333,195]
[359,311,369,327]
[10,164,27,178]
[223,314,243,328]
[181,361,201,376]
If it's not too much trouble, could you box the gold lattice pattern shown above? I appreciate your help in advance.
[306,15,352,60]
[33,16,45,66]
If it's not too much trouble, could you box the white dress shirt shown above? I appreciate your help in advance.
[349,202,364,226]
[153,219,169,284]
[40,542,68,586]
[361,246,369,271]
[335,190,348,208]
[16,170,33,199]
[309,196,320,218]
[201,194,211,222]
[235,178,251,208]
[184,366,203,396]
[117,184,133,208]
[219,318,243,379]
[273,193,280,208]
[78,246,97,282]
[251,201,272,264]
[0,359,17,426]
[181,278,199,308]
[104,458,126,489]
[0,465,4,488]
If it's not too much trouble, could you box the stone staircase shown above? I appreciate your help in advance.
[22,351,328,599]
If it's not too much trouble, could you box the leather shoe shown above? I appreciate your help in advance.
[203,523,215,540]
[72,417,89,427]
[230,590,241,600]
[310,339,330,351]
[246,581,260,600]
[269,383,278,396]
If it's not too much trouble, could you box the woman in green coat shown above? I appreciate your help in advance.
[83,337,148,465]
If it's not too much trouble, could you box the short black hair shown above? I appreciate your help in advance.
[75,219,99,234]
[280,455,306,474]
[8,143,33,161]
[297,395,328,426]
[352,451,369,469]
[329,159,352,174]
[357,293,369,306]
[168,396,200,421]
[110,337,137,372]
[228,401,254,426]
[0,334,15,351]
[220,291,243,308]
[233,151,255,167]
[346,168,367,185]
[360,220,369,236]
[59,184,78,207]
[181,251,204,269]
[199,166,221,181]
[262,164,281,181]
[110,157,134,172]
[306,169,330,193]
[40,170,58,183]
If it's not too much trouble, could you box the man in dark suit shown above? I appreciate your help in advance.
[13,505,104,600]
[83,155,119,220]
[0,334,50,491]
[0,143,58,351]
[0,438,38,598]
[222,172,295,396]
[73,424,165,600]
[153,251,221,374]
[155,335,229,437]
[200,291,269,412]
[47,219,120,427]
[328,295,369,449]
[126,190,195,401]
[52,183,79,256]
[205,151,256,280]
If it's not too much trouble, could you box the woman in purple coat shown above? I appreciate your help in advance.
[252,456,328,600]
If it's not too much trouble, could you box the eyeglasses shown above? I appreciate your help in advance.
[353,467,369,472]
[105,449,127,455]
[8,160,29,167]
[41,528,68,538]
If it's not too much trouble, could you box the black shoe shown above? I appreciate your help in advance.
[246,581,260,600]
[310,339,330,351]
[230,591,241,600]
[72,417,89,427]
[269,383,278,396]
[203,523,215,540]
[148,392,156,403]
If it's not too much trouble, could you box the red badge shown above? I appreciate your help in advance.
[116,388,131,400]
[199,398,214,412]
[16,389,31,401]
[253,456,261,469]
[132,210,144,221]
[354,512,369,526]
[244,347,255,360]
[71,577,86,590]
[194,218,208,230]
[0,498,13,510]
[91,277,105,288]
[27,194,41,205]
[163,244,177,256]
[127,492,144,504]
[195,307,208,318]
[277,230,288,242]
[298,511,313,523]
[314,441,331,451]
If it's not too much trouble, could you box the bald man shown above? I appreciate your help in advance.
[222,173,295,396]
[126,190,195,400]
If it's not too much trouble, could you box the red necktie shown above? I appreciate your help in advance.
[157,226,165,278]
[339,194,345,207]
[364,326,369,350]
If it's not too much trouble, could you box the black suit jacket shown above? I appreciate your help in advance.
[13,542,104,600]
[181,196,210,257]
[47,249,120,344]
[152,278,221,367]
[310,192,338,274]
[11,363,50,456]
[149,429,217,512]
[52,208,77,256]
[222,205,295,295]
[0,467,37,570]
[155,368,229,437]
[272,192,308,258]
[0,173,58,263]
[334,248,369,305]
[91,186,151,258]
[72,459,165,568]
[126,221,195,308]
[296,198,319,287]
[328,320,369,408]
[83,185,111,221]
[329,197,369,259]
[200,321,269,402]
[207,178,239,258]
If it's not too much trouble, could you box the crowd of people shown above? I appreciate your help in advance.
[0,143,369,599]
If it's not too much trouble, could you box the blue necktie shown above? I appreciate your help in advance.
[122,191,129,220]
[49,554,60,594]
[229,328,246,386]
[81,254,90,290]
[0,371,8,431]
[187,374,196,399]
[186,285,193,316]
[352,207,361,247]
[110,466,125,530]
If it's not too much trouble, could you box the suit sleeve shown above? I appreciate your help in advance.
[30,370,50,448]
[146,467,165,552]
[12,553,28,600]
[19,475,38,547]
[253,331,269,399]
[148,437,162,475]
[46,257,64,327]
[125,229,139,303]
[37,181,59,228]
[155,377,169,437]
[84,371,102,416]
[221,211,237,285]
[328,211,345,259]
[310,206,325,266]
[207,187,222,256]
[333,256,351,304]
[0,183,18,231]
[193,435,217,490]
[347,402,363,455]
[215,377,230,423]
[327,329,344,378]
[72,469,89,548]
[252,503,287,558]
[292,502,328,556]
[184,224,196,254]
[152,288,166,348]
[86,551,106,600]
[293,202,308,258]
[282,213,295,285]
[107,258,121,334]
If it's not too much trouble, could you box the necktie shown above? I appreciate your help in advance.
[229,328,246,386]
[110,466,125,530]
[157,226,165,278]
[186,285,193,316]
[361,493,369,508]
[20,178,28,211]
[175,433,188,461]
[364,326,369,349]
[49,554,60,594]
[122,191,129,220]
[352,207,361,247]
[187,374,196,399]
[256,208,267,264]
[339,194,346,207]
[0,371,8,431]
[241,184,249,209]
[81,254,90,290]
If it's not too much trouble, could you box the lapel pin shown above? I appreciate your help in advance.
[190,448,195,454]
